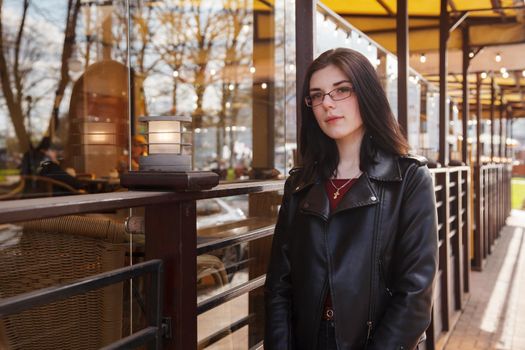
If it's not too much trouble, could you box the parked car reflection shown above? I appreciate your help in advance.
[197,198,248,285]
[197,198,246,229]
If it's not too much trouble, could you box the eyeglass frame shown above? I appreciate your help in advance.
[304,86,355,107]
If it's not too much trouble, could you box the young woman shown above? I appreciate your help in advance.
[264,48,438,350]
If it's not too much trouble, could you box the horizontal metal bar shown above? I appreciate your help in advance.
[197,224,275,255]
[0,180,284,224]
[100,326,158,350]
[0,259,162,317]
[197,275,266,315]
[197,315,251,349]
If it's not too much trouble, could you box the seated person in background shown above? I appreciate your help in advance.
[131,135,147,171]
[19,137,50,175]
[36,141,85,195]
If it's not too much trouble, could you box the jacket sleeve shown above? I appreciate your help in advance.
[264,175,296,350]
[369,165,438,350]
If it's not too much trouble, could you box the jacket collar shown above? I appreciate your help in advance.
[299,173,379,220]
[292,150,402,193]
[293,150,402,220]
[366,149,403,182]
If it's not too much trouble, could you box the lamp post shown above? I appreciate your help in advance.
[121,115,218,190]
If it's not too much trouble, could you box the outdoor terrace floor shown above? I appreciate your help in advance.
[444,210,525,350]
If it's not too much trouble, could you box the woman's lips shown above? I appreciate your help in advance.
[325,116,343,123]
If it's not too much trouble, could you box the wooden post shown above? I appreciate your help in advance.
[472,72,483,271]
[145,201,197,350]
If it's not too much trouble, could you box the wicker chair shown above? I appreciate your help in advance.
[0,215,127,350]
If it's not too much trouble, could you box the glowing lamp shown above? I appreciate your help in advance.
[84,122,116,145]
[121,115,218,190]
[139,116,190,171]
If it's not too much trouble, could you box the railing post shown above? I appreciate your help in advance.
[452,169,464,310]
[460,168,471,295]
[440,171,451,331]
[472,165,483,270]
[145,201,197,350]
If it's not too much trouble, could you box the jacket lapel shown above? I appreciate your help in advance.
[332,172,379,215]
[291,151,404,220]
[298,181,330,221]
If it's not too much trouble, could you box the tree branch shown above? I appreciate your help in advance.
[0,0,31,152]
[14,0,30,106]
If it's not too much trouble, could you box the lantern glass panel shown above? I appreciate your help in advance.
[148,121,181,154]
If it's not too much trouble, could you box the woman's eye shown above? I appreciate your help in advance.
[337,87,351,93]
[311,93,323,100]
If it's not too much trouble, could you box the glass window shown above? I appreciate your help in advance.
[0,1,131,198]
[129,0,295,182]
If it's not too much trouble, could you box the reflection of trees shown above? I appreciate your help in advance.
[217,1,251,168]
[0,0,34,152]
[132,0,253,168]
[0,0,81,153]
[48,0,81,137]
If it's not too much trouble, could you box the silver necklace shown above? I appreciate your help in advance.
[329,170,362,200]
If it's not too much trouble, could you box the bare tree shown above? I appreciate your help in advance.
[0,0,81,153]
[221,0,251,168]
[47,0,81,137]
[0,0,32,152]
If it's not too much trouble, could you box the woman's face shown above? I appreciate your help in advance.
[308,64,364,142]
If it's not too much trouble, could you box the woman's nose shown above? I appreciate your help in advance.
[321,94,335,109]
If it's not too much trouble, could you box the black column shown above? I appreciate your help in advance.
[490,76,495,161]
[461,26,470,164]
[296,0,316,163]
[397,0,408,136]
[439,0,450,166]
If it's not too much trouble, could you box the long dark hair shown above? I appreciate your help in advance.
[299,48,409,183]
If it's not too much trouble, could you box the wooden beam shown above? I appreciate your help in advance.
[376,0,395,16]
[490,0,506,16]
[448,0,458,12]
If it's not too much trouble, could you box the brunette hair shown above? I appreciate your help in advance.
[299,48,409,182]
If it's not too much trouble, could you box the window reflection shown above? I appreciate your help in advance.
[129,0,293,181]
[0,0,295,200]
[0,1,132,198]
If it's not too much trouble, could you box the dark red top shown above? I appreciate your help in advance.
[323,178,358,311]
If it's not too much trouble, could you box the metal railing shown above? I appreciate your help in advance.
[0,180,283,350]
[425,166,471,349]
[472,163,512,270]
[0,166,513,350]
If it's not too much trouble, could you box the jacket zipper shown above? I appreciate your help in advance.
[366,185,383,346]
[366,235,377,345]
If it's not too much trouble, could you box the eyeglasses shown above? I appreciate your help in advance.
[305,86,354,107]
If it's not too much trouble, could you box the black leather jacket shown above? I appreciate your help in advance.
[264,151,438,350]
